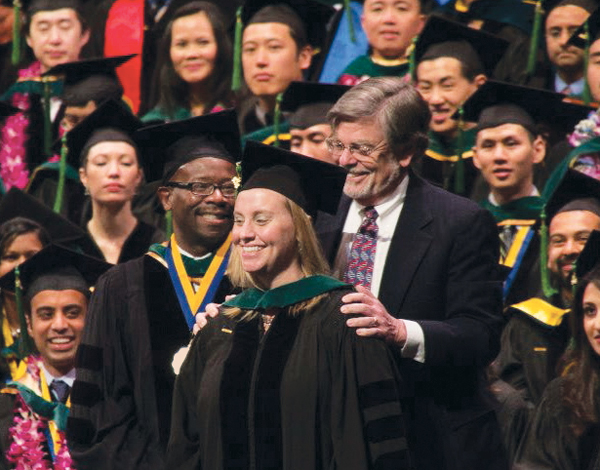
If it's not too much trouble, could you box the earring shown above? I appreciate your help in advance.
[84,186,89,196]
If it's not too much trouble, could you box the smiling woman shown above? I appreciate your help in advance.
[143,2,233,123]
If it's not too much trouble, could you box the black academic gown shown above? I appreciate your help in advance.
[167,281,411,470]
[79,221,165,264]
[67,254,232,470]
[515,377,600,470]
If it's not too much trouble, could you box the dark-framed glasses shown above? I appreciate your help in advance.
[165,181,237,198]
[326,138,387,158]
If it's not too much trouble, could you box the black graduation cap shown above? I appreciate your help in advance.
[568,4,600,48]
[0,244,111,301]
[241,140,347,217]
[135,108,241,183]
[0,101,20,120]
[461,80,595,134]
[414,15,509,77]
[241,0,335,49]
[42,55,134,84]
[543,0,597,16]
[54,99,143,170]
[576,229,600,280]
[22,0,82,14]
[544,168,600,223]
[281,81,350,129]
[0,188,88,245]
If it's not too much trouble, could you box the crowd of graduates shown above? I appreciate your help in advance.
[0,0,600,468]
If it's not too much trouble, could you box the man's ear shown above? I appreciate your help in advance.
[532,135,546,165]
[298,45,313,71]
[157,187,173,211]
[473,74,487,89]
[472,146,482,170]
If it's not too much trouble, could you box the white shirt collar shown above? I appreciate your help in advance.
[488,185,539,207]
[41,363,76,388]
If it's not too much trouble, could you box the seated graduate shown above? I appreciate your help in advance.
[0,0,90,191]
[67,110,240,470]
[63,99,164,264]
[142,2,234,124]
[0,245,110,469]
[515,230,600,470]
[463,80,591,304]
[413,15,508,198]
[493,170,600,460]
[548,7,600,189]
[235,0,333,136]
[0,188,92,384]
[26,55,134,223]
[337,0,427,86]
[246,81,349,160]
[167,141,411,470]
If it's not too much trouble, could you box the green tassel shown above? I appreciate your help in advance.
[344,0,356,43]
[273,93,283,148]
[231,7,243,91]
[53,135,68,214]
[454,107,465,195]
[526,0,543,77]
[43,77,52,158]
[583,20,592,105]
[408,36,418,80]
[11,0,21,66]
[540,209,558,298]
[165,210,173,238]
[14,266,34,359]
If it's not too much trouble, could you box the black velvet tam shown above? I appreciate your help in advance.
[282,81,350,129]
[241,140,347,217]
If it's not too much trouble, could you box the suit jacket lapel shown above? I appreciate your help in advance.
[315,196,352,266]
[378,174,434,315]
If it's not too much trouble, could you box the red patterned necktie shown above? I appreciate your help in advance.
[343,207,378,289]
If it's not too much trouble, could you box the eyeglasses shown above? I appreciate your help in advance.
[326,138,387,158]
[165,181,237,198]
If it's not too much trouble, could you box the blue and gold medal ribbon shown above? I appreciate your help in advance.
[165,234,232,330]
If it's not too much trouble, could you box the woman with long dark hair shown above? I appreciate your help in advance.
[142,2,233,123]
[516,247,600,470]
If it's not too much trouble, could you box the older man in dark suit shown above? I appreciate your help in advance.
[316,77,507,470]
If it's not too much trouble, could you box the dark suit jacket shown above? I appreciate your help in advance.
[316,172,508,470]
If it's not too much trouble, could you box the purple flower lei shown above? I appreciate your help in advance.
[6,356,75,470]
[569,110,600,148]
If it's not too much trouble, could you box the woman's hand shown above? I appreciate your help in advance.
[192,295,237,334]
[341,286,407,347]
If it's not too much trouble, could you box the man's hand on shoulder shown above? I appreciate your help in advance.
[341,286,407,346]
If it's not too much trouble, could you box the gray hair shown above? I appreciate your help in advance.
[328,77,430,160]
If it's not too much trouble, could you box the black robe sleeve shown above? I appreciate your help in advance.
[67,259,165,470]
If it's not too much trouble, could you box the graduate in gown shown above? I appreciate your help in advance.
[515,232,600,470]
[67,110,240,470]
[167,141,412,470]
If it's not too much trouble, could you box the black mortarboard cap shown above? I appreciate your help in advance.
[43,55,133,105]
[42,55,134,85]
[0,101,20,120]
[242,0,335,49]
[0,188,88,245]
[461,80,595,134]
[545,168,600,223]
[0,244,111,301]
[568,5,600,48]
[576,229,600,280]
[241,140,347,217]
[544,0,597,16]
[415,15,509,77]
[23,0,82,14]
[282,81,350,128]
[55,99,143,170]
[135,109,241,183]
